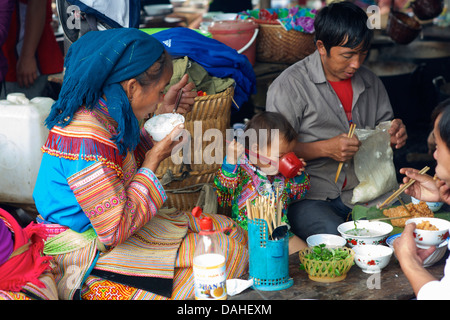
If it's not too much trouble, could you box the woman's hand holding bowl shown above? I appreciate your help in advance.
[142,123,186,173]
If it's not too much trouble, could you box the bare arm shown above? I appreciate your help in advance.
[17,0,45,87]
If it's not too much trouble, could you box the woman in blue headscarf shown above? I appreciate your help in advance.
[32,28,248,300]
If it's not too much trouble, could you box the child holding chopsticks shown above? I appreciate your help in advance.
[214,112,310,232]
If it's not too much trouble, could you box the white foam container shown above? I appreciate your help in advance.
[0,93,53,204]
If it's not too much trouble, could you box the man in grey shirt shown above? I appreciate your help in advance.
[266,1,407,240]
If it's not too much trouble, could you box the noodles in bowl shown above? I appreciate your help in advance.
[337,220,393,247]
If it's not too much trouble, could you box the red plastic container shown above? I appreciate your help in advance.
[279,152,303,179]
[208,20,258,65]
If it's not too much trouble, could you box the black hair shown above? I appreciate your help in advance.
[135,50,173,87]
[314,1,373,54]
[431,98,450,126]
[244,111,298,146]
[438,100,450,150]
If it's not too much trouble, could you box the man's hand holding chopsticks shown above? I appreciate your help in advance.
[326,132,361,163]
[399,167,441,202]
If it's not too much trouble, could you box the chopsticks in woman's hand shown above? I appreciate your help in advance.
[172,88,183,113]
[334,123,357,183]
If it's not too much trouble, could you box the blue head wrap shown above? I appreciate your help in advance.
[45,28,165,155]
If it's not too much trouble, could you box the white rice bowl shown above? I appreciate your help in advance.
[144,113,185,141]
[387,233,449,267]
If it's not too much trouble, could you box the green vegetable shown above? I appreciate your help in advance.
[299,244,352,277]
[304,244,349,261]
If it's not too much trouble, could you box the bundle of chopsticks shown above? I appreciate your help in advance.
[378,166,430,209]
[246,192,283,238]
[335,123,357,183]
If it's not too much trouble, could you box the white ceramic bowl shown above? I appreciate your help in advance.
[387,233,449,267]
[306,234,347,248]
[405,217,450,248]
[337,220,393,247]
[144,113,185,142]
[411,196,444,212]
[353,245,393,273]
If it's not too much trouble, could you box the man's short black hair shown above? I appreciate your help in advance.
[314,1,373,54]
[437,99,450,151]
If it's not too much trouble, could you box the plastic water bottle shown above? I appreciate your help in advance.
[193,217,227,300]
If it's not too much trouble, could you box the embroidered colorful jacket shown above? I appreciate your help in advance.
[32,98,177,299]
[32,99,250,300]
[214,155,310,230]
[33,98,166,244]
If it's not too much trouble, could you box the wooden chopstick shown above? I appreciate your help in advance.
[246,194,284,238]
[378,166,430,209]
[369,195,411,221]
[246,199,253,221]
[172,88,183,113]
[397,194,411,214]
[334,123,357,183]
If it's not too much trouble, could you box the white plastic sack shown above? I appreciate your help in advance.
[351,121,397,204]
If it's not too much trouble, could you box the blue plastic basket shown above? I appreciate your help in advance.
[247,218,293,291]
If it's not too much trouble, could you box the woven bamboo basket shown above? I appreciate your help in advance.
[256,23,316,64]
[156,86,234,211]
[162,178,214,212]
[299,247,355,283]
[162,180,232,215]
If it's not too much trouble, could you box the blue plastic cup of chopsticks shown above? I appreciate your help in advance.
[247,218,293,291]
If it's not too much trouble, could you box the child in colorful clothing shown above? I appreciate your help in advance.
[214,112,310,231]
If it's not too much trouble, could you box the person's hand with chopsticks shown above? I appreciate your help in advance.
[399,167,442,202]
[334,123,357,182]
[379,166,431,209]
[389,118,408,149]
[325,125,361,163]
[157,74,197,115]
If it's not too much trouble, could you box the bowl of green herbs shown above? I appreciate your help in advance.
[299,244,355,282]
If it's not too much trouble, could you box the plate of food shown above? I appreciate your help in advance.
[382,200,434,228]
[351,201,450,235]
